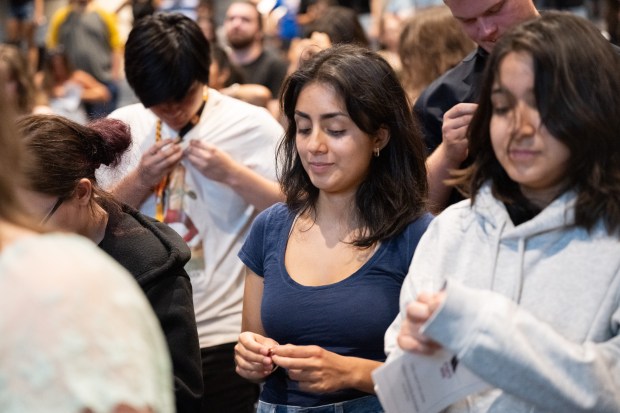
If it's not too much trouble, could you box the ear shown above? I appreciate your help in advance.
[373,127,390,152]
[74,178,93,206]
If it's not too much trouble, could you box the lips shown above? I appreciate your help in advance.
[308,161,333,173]
[508,149,538,162]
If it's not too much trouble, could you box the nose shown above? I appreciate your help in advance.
[511,103,536,139]
[478,17,498,39]
[307,128,327,154]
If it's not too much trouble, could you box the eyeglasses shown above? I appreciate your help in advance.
[40,196,65,225]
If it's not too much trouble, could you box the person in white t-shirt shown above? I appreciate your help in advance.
[97,12,284,413]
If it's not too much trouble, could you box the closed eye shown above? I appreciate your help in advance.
[492,106,510,115]
[327,129,346,137]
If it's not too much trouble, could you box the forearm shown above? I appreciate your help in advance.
[426,143,461,214]
[109,168,153,209]
[341,356,383,394]
[80,82,111,102]
[222,83,271,107]
[225,164,284,212]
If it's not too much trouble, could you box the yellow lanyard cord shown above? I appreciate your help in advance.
[153,89,209,222]
[154,119,167,221]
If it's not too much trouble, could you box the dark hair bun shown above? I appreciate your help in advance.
[88,118,132,167]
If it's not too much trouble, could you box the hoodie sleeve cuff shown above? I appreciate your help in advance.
[421,280,493,357]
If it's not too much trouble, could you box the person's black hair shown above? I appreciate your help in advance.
[124,12,211,107]
[278,44,428,247]
[463,12,620,234]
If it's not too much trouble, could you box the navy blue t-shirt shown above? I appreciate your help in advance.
[238,203,433,406]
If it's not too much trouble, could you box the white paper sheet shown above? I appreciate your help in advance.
[373,349,490,413]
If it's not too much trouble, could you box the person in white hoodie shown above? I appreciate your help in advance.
[384,12,620,413]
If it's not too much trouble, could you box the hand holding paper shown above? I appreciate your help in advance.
[398,291,446,355]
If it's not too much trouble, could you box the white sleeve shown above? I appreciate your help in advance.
[423,280,620,413]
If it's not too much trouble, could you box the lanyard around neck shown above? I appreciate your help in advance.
[153,89,209,221]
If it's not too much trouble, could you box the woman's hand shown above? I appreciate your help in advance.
[397,291,446,355]
[271,344,380,394]
[234,332,279,382]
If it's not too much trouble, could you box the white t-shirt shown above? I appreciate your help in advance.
[99,89,284,348]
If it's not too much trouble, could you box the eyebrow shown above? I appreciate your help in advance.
[294,110,348,120]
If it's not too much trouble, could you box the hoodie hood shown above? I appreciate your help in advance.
[473,182,577,240]
[99,204,191,286]
[469,183,578,303]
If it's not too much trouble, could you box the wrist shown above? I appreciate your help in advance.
[347,357,379,393]
[133,168,157,192]
[223,162,243,189]
[440,143,466,166]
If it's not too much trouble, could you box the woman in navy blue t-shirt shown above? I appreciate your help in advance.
[234,44,432,412]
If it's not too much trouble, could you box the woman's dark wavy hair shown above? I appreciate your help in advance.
[278,44,428,247]
[124,12,211,107]
[463,12,620,235]
[17,114,132,219]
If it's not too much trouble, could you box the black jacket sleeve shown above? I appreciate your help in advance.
[143,270,203,413]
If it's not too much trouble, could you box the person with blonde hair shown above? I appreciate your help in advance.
[398,5,475,103]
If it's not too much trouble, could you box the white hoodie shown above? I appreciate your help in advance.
[385,183,620,412]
